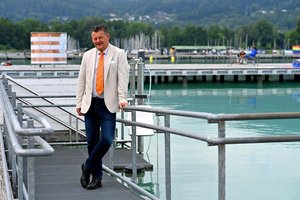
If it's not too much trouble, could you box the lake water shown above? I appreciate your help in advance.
[13,79,300,200]
[141,82,300,200]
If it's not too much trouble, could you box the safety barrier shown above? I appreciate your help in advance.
[121,106,300,200]
[0,75,54,200]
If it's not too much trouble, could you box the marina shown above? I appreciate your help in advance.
[1,0,300,199]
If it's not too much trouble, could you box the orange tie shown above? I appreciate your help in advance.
[96,52,104,95]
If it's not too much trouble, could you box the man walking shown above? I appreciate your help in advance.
[76,25,129,190]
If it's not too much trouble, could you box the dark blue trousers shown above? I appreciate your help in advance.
[84,98,116,179]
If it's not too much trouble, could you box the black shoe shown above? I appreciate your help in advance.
[80,162,90,188]
[86,177,102,190]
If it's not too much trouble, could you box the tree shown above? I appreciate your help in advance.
[289,17,300,45]
[182,26,207,46]
[0,18,16,49]
[16,18,49,49]
[253,19,276,48]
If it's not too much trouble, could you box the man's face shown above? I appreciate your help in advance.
[91,30,110,51]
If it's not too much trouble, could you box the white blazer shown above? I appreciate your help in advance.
[76,44,129,113]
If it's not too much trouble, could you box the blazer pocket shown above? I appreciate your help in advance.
[109,61,117,75]
[110,61,117,69]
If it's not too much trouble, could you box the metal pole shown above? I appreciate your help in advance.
[137,60,145,154]
[109,130,115,169]
[17,156,24,200]
[11,92,16,110]
[27,119,35,200]
[69,114,72,143]
[137,60,144,105]
[10,91,18,196]
[129,61,136,101]
[131,111,137,183]
[14,103,23,195]
[218,121,226,200]
[164,114,171,200]
[121,111,125,148]
[75,117,79,142]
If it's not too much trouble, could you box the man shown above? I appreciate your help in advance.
[76,25,129,190]
[244,46,257,59]
[239,46,257,64]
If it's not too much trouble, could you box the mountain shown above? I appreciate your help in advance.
[0,0,299,30]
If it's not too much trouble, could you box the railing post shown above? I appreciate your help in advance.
[17,156,24,200]
[11,92,17,110]
[164,114,171,200]
[121,111,125,148]
[109,129,115,170]
[137,59,145,154]
[129,60,136,101]
[69,114,72,143]
[218,121,226,200]
[137,60,144,105]
[75,116,79,142]
[16,103,23,200]
[131,110,137,183]
[2,75,8,88]
[14,103,24,196]
[27,119,35,200]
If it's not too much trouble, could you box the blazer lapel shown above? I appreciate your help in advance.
[104,44,115,80]
[88,48,97,78]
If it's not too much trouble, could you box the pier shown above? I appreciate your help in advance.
[1,63,300,83]
[1,51,300,63]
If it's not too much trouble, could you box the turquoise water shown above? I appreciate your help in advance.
[140,82,300,200]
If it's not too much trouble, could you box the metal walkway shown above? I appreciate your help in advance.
[34,145,144,200]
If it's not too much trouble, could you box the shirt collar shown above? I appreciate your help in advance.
[98,46,109,55]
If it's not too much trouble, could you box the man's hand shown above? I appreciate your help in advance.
[119,102,128,110]
[76,108,84,116]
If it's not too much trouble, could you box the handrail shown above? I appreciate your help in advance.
[17,97,86,138]
[0,83,53,137]
[6,76,79,118]
[0,76,55,200]
[124,105,300,121]
[123,106,300,145]
[209,112,300,121]
[5,76,86,138]
[0,130,13,200]
[123,105,300,200]
[102,165,159,200]
[3,75,86,139]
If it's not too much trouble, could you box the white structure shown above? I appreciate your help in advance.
[31,32,67,65]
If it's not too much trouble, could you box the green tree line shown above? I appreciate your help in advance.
[1,17,300,51]
[1,0,298,30]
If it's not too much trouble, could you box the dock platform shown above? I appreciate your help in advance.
[34,145,151,200]
[1,63,300,82]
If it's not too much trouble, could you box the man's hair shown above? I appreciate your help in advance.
[91,25,109,34]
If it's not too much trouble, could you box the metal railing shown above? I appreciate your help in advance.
[7,92,300,200]
[0,76,54,200]
[0,75,159,200]
[121,106,300,200]
[5,77,86,143]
